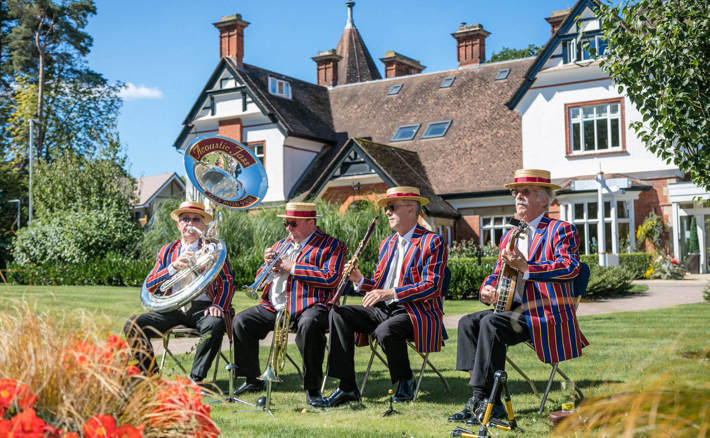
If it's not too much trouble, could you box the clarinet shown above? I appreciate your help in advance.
[329,216,379,306]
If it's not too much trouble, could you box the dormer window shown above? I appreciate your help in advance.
[391,124,420,142]
[440,77,455,88]
[565,35,608,63]
[388,84,403,95]
[495,68,510,81]
[269,76,292,99]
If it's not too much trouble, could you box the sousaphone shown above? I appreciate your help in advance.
[140,136,268,312]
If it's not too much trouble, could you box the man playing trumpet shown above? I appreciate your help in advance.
[124,201,235,383]
[231,202,345,406]
[316,187,447,408]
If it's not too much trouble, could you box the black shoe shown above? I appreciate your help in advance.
[306,390,324,406]
[393,378,414,403]
[318,387,361,408]
[466,400,507,426]
[233,380,264,396]
[448,396,482,422]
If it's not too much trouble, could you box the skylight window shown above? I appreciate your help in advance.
[388,84,403,95]
[440,76,455,88]
[268,76,292,99]
[391,124,420,142]
[495,68,511,81]
[421,121,452,139]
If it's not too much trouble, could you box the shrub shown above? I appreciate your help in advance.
[645,254,685,280]
[448,240,499,259]
[704,281,710,302]
[636,211,667,252]
[446,257,497,300]
[581,252,653,279]
[585,265,636,298]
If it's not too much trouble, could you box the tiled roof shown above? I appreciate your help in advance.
[134,172,184,207]
[230,60,336,143]
[326,57,534,196]
[335,27,382,84]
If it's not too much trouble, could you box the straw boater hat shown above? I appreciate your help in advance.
[376,186,430,207]
[170,201,213,223]
[504,169,561,190]
[277,202,322,219]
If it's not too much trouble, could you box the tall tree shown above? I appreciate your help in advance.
[487,44,541,63]
[595,0,710,190]
[5,0,96,159]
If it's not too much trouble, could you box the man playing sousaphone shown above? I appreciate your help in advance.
[124,201,235,383]
[448,169,588,425]
[231,202,345,406]
[316,186,447,408]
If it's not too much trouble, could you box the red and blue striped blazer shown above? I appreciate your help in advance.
[360,224,448,353]
[145,240,236,325]
[482,215,589,364]
[258,228,345,318]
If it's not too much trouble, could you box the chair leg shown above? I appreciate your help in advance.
[360,344,379,396]
[538,363,559,415]
[407,343,451,395]
[555,367,583,400]
[286,352,303,381]
[412,352,429,403]
[159,331,171,373]
[506,356,540,398]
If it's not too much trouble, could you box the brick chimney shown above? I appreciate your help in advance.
[213,13,250,66]
[451,23,490,66]
[545,8,572,36]
[379,51,425,78]
[312,49,342,86]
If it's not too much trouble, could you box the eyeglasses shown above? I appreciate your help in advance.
[283,220,298,228]
[384,203,408,213]
[179,216,203,224]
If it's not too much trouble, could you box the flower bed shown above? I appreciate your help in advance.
[0,303,219,437]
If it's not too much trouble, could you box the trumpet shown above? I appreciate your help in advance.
[258,308,290,414]
[245,242,291,299]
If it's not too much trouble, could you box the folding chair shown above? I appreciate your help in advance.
[159,326,231,383]
[506,262,589,414]
[359,267,452,403]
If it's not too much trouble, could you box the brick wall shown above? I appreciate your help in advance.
[218,118,242,142]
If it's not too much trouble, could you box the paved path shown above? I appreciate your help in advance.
[152,275,709,356]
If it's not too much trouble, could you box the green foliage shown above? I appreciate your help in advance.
[487,43,541,63]
[646,254,685,280]
[11,205,140,267]
[448,240,499,259]
[596,0,710,191]
[636,211,667,251]
[585,264,636,298]
[703,281,710,302]
[0,162,26,268]
[6,253,151,286]
[581,252,653,279]
[32,145,134,217]
[446,257,497,300]
[688,216,699,253]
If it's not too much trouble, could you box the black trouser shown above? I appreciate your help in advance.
[123,300,225,381]
[231,304,328,392]
[326,303,414,391]
[456,307,530,396]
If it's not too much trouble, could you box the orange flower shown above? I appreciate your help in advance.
[115,424,143,438]
[70,341,98,366]
[0,419,12,437]
[0,379,37,412]
[82,414,117,438]
[10,408,46,437]
[125,366,140,376]
[105,335,128,351]
[62,433,80,438]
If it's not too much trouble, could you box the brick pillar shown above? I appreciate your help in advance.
[213,14,250,65]
[379,51,425,78]
[218,118,242,142]
[451,23,490,66]
[545,9,571,36]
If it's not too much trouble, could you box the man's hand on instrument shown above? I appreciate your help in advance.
[204,305,223,318]
[362,288,394,307]
[344,261,363,283]
[264,248,276,264]
[501,246,528,273]
[480,285,498,305]
[276,259,294,274]
[172,251,194,271]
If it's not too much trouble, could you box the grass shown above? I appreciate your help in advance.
[1,284,708,437]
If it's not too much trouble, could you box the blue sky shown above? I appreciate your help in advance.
[85,0,577,179]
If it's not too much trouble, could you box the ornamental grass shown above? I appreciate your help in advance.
[0,301,220,437]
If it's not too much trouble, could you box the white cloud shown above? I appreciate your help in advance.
[119,82,163,100]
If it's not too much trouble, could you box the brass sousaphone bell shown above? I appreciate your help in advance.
[140,136,268,312]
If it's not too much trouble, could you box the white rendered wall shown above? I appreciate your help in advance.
[517,64,677,179]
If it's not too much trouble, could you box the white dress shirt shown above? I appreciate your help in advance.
[268,231,315,310]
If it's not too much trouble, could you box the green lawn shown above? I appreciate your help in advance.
[1,284,707,437]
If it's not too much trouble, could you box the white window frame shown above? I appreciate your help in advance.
[565,35,608,64]
[268,76,292,99]
[391,124,420,142]
[567,100,623,154]
[480,215,513,247]
[561,198,635,255]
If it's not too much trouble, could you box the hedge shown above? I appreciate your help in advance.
[580,252,653,279]
[446,257,497,300]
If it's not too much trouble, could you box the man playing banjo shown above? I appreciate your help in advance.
[124,201,235,384]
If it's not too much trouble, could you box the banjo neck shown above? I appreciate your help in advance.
[494,219,529,313]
